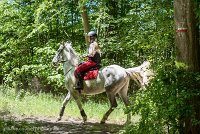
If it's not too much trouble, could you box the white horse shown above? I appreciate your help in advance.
[52,42,152,124]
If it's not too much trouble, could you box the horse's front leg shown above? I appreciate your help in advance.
[71,91,87,123]
[57,91,71,121]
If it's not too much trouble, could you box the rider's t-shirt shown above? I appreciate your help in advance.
[87,41,101,65]
[88,41,101,57]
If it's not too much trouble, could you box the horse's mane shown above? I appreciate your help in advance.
[64,42,80,66]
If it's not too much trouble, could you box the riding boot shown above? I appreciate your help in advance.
[75,73,83,90]
[75,80,83,90]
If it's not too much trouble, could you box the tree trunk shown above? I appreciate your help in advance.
[81,5,90,45]
[174,0,200,133]
[174,0,200,71]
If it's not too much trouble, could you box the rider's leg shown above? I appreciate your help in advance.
[74,60,96,90]
[75,72,83,90]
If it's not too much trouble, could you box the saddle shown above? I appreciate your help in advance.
[74,63,101,92]
[80,63,101,80]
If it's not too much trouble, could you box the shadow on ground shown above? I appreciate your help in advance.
[1,116,125,134]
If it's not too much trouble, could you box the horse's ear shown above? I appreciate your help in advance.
[63,41,72,47]
[67,41,72,46]
[62,41,65,46]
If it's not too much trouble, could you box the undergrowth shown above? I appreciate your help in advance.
[123,64,200,134]
[0,85,129,123]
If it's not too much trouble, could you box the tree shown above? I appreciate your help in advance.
[174,0,200,133]
[174,0,200,71]
[79,1,90,45]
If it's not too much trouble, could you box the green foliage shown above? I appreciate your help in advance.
[90,0,174,68]
[0,0,83,93]
[124,63,200,134]
[194,0,200,23]
[0,0,174,92]
[0,0,199,133]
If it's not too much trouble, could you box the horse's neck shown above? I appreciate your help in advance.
[62,48,80,77]
[63,61,76,76]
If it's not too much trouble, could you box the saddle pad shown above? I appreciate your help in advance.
[83,70,98,80]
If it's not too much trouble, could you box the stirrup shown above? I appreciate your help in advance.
[75,86,83,90]
[75,85,83,94]
[75,81,83,90]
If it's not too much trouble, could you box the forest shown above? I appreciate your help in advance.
[0,0,200,133]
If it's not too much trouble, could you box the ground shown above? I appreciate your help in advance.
[1,115,125,134]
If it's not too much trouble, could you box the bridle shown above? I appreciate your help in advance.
[57,45,67,63]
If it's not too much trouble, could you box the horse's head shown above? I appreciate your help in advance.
[52,42,79,67]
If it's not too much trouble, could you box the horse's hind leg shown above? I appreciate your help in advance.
[57,91,71,121]
[119,81,131,124]
[100,93,117,124]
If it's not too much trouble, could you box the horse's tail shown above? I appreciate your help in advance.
[125,61,154,87]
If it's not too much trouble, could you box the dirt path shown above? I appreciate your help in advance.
[2,116,125,134]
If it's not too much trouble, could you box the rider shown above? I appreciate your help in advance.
[74,31,101,90]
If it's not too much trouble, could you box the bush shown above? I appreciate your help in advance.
[124,63,200,134]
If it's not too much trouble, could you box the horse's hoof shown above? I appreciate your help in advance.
[83,116,87,123]
[124,121,131,125]
[56,117,61,122]
[81,121,87,125]
[100,120,105,124]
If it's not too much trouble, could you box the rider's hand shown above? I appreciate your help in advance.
[83,54,88,58]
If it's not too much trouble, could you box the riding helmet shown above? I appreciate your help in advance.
[87,31,97,37]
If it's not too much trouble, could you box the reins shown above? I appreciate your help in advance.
[64,65,73,76]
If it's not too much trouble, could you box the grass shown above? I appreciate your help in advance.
[0,85,136,123]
